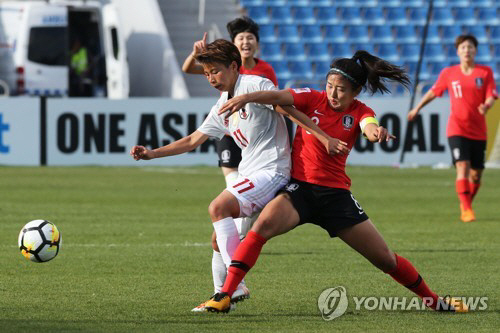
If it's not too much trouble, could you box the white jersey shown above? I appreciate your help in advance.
[198,74,291,177]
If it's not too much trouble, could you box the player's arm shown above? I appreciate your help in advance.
[181,33,207,75]
[276,105,349,155]
[218,90,349,155]
[130,130,209,161]
[363,121,396,143]
[478,96,496,115]
[218,90,294,116]
[407,89,437,121]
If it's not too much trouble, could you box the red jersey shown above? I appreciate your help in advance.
[289,88,375,190]
[431,64,497,140]
[239,58,278,86]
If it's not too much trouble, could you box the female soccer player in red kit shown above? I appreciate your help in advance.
[203,50,467,313]
[408,35,497,222]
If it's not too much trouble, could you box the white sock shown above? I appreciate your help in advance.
[213,217,241,269]
[212,250,226,294]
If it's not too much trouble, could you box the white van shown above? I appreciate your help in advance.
[0,0,129,98]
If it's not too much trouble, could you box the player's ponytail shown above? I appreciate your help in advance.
[328,50,411,95]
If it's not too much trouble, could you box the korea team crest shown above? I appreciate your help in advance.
[342,115,354,129]
[475,77,484,88]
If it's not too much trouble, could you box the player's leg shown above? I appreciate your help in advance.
[209,189,242,269]
[469,168,483,201]
[204,193,301,312]
[213,138,241,290]
[449,136,474,222]
[469,139,486,202]
[192,231,227,312]
[337,219,466,311]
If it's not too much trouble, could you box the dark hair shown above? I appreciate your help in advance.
[227,16,260,42]
[194,39,242,70]
[328,50,411,95]
[455,34,478,49]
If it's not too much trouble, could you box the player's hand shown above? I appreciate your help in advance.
[407,108,419,121]
[218,95,249,118]
[478,103,489,115]
[325,137,349,156]
[192,32,208,56]
[373,126,396,143]
[130,145,155,161]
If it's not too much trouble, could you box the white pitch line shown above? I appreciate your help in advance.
[4,242,211,248]
[141,167,221,175]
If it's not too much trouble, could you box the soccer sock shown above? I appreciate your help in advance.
[388,254,439,310]
[221,230,267,297]
[470,182,481,201]
[224,170,247,264]
[211,250,226,293]
[455,179,472,210]
[213,217,240,269]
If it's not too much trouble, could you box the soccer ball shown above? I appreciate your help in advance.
[18,220,61,262]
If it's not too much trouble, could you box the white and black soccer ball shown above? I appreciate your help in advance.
[18,220,61,263]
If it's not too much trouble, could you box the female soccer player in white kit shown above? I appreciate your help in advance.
[130,39,347,311]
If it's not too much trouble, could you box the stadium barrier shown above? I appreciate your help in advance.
[1,96,499,167]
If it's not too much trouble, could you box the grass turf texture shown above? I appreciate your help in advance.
[0,166,498,332]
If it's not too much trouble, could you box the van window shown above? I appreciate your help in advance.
[28,27,67,66]
[110,27,119,60]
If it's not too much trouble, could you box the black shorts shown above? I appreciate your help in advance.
[216,135,242,168]
[448,136,486,169]
[280,178,369,238]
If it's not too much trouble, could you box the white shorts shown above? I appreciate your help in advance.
[226,169,289,217]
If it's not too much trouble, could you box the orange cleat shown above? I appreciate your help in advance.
[460,208,476,223]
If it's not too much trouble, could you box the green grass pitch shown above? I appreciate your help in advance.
[0,166,498,332]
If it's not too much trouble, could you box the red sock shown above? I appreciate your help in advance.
[388,254,439,309]
[456,179,472,210]
[221,231,267,296]
[470,182,481,201]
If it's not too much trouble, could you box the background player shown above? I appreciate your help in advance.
[132,39,345,312]
[408,35,497,223]
[181,17,280,308]
[204,51,467,313]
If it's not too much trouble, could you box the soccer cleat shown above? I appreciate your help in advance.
[436,296,468,312]
[205,292,232,313]
[191,300,209,312]
[231,285,250,304]
[460,209,475,223]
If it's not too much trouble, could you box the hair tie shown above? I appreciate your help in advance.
[328,68,360,86]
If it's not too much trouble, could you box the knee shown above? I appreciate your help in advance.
[211,231,219,251]
[376,249,398,273]
[252,215,275,240]
[208,198,226,220]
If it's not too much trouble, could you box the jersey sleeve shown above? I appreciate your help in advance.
[266,67,278,87]
[484,67,498,100]
[197,103,227,140]
[431,68,448,97]
[288,88,319,116]
[257,78,278,111]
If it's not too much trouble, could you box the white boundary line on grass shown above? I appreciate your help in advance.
[5,241,211,248]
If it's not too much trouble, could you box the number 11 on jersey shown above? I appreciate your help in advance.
[233,129,249,147]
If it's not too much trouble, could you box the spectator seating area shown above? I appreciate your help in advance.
[240,0,500,94]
